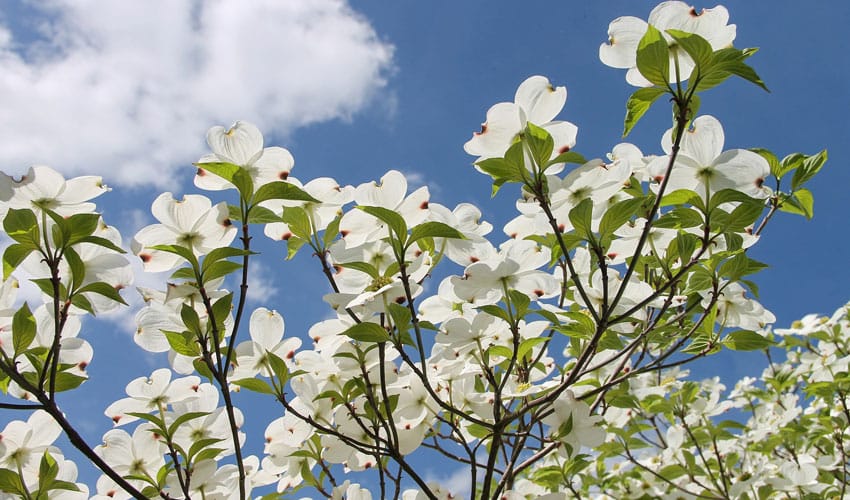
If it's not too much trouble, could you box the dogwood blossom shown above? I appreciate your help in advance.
[600,1,736,87]
[464,75,578,173]
[132,192,237,272]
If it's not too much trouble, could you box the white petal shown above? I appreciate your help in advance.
[150,192,212,232]
[206,121,264,166]
[515,75,566,125]
[463,102,523,159]
[680,115,725,166]
[250,307,286,349]
[355,170,407,209]
[599,16,647,69]
[252,147,295,187]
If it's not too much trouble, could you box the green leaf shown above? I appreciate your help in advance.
[187,437,225,461]
[408,221,465,246]
[751,148,782,179]
[358,206,408,242]
[12,303,36,356]
[508,288,531,318]
[686,266,715,293]
[76,281,128,306]
[660,189,702,208]
[164,330,200,357]
[477,304,511,323]
[45,480,80,493]
[203,247,250,269]
[0,468,25,494]
[195,162,254,200]
[599,196,646,244]
[555,311,597,340]
[3,243,34,280]
[246,205,282,224]
[181,304,203,336]
[266,351,291,384]
[337,261,379,279]
[666,30,713,70]
[483,345,511,362]
[723,330,773,351]
[70,293,95,315]
[3,208,39,245]
[202,260,243,283]
[169,267,196,281]
[194,358,215,383]
[63,246,86,293]
[476,157,524,188]
[232,378,274,394]
[340,322,391,343]
[635,24,670,87]
[718,252,749,281]
[254,181,319,204]
[46,210,70,250]
[708,189,759,212]
[76,235,126,254]
[778,188,814,219]
[517,337,549,360]
[697,47,767,92]
[548,151,587,167]
[66,213,102,244]
[211,293,234,329]
[193,447,226,463]
[150,244,198,269]
[523,122,554,171]
[39,450,60,487]
[52,372,86,392]
[623,86,666,137]
[323,215,342,248]
[791,150,827,191]
[568,198,594,241]
[653,207,704,229]
[723,199,764,232]
[387,302,412,335]
[279,206,311,239]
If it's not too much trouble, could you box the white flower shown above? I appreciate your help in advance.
[132,192,237,272]
[0,165,108,217]
[600,1,736,87]
[195,120,295,192]
[465,75,577,173]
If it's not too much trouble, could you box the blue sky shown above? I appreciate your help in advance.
[1,0,849,494]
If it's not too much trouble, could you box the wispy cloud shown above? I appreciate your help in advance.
[0,0,394,188]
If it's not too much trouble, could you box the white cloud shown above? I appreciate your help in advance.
[245,260,280,305]
[0,0,394,188]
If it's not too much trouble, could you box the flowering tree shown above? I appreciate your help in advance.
[0,2,837,499]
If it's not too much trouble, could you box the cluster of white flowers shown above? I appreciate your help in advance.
[0,2,834,499]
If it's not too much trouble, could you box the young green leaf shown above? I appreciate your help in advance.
[635,24,670,87]
[3,244,35,280]
[358,206,408,243]
[568,198,594,242]
[666,30,713,71]
[232,378,275,394]
[76,281,128,306]
[340,322,391,343]
[12,303,37,356]
[3,208,40,246]
[246,205,283,224]
[408,221,465,247]
[778,189,814,219]
[523,122,555,170]
[722,330,773,351]
[623,86,666,137]
[254,181,319,204]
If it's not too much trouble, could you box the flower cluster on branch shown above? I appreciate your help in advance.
[0,2,836,499]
